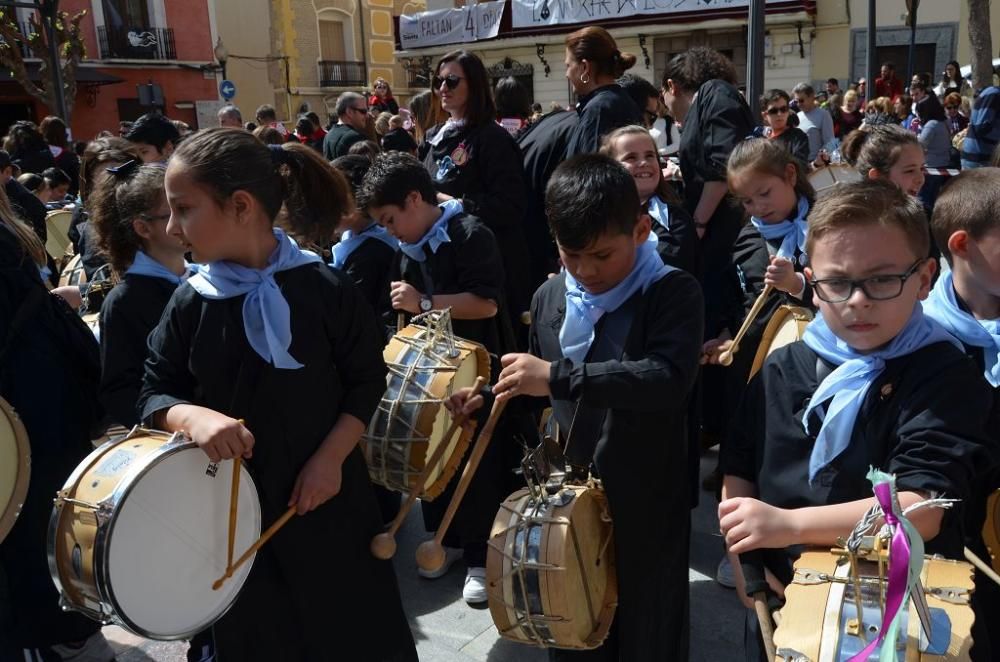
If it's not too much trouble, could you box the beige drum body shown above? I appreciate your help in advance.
[749,305,813,380]
[0,397,30,544]
[487,484,617,650]
[49,428,261,640]
[985,489,1000,574]
[808,165,863,195]
[59,253,87,287]
[45,209,73,262]
[773,550,974,661]
[362,323,490,500]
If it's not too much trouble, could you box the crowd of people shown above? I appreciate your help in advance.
[1,22,1000,662]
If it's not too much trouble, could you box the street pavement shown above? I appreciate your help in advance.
[104,450,746,661]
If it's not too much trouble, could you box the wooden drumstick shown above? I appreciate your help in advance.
[397,312,406,333]
[753,593,777,660]
[371,376,487,560]
[213,506,296,591]
[225,419,247,570]
[719,284,774,366]
[965,546,1000,589]
[415,395,508,574]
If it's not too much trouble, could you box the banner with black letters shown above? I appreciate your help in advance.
[399,1,505,49]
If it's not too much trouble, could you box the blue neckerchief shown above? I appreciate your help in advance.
[559,233,673,364]
[647,195,671,230]
[749,196,810,261]
[330,223,398,269]
[802,306,960,482]
[125,250,194,285]
[38,263,51,282]
[923,269,1000,387]
[398,199,462,263]
[187,229,321,369]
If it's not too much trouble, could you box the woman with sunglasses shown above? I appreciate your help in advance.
[943,92,969,136]
[420,49,530,342]
[369,77,399,115]
[563,26,643,157]
[749,89,810,166]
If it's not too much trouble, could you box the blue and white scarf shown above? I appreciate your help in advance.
[187,229,321,369]
[398,199,462,263]
[330,223,398,269]
[749,195,810,261]
[923,269,1000,387]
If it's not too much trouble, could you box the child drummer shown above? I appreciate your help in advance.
[924,169,1000,662]
[448,153,704,660]
[719,179,995,660]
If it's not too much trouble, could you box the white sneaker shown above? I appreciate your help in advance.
[417,545,463,579]
[463,567,488,605]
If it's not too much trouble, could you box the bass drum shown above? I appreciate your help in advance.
[749,305,813,381]
[0,396,30,544]
[487,483,617,650]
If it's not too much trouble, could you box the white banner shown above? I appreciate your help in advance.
[400,1,505,50]
[512,0,783,29]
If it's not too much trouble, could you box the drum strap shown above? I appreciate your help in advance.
[559,291,642,470]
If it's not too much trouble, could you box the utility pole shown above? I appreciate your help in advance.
[746,0,766,116]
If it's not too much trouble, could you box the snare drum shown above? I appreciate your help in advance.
[45,209,73,262]
[362,315,490,499]
[808,164,863,194]
[773,549,974,660]
[486,483,617,650]
[0,397,30,544]
[985,489,1000,574]
[48,427,261,640]
[749,305,813,380]
[59,253,88,287]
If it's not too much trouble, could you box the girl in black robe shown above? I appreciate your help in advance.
[138,130,417,661]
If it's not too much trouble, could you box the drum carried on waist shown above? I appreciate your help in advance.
[808,165,863,195]
[985,489,1000,574]
[486,480,617,650]
[362,310,490,499]
[0,396,30,544]
[749,305,813,380]
[45,209,74,262]
[773,549,975,661]
[49,427,261,640]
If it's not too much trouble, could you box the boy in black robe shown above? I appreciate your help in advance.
[720,180,995,661]
[358,151,522,605]
[925,169,1000,662]
[448,154,704,660]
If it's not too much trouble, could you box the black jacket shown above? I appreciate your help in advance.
[565,84,642,158]
[322,123,366,160]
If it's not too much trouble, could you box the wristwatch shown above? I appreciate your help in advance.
[419,295,433,312]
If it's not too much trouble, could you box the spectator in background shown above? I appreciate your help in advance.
[935,60,972,98]
[617,73,660,130]
[39,116,79,196]
[304,111,327,146]
[943,92,969,136]
[825,77,841,96]
[117,121,133,137]
[494,75,531,136]
[6,121,55,175]
[217,104,243,128]
[915,93,952,207]
[374,111,393,141]
[895,94,919,132]
[347,139,380,161]
[874,62,904,101]
[294,116,324,151]
[369,77,399,115]
[323,91,369,160]
[17,172,47,203]
[750,88,810,165]
[0,150,46,243]
[836,91,864,138]
[252,125,285,146]
[911,71,933,92]
[41,167,72,207]
[793,82,834,161]
[381,115,418,154]
[960,85,1000,170]
[408,90,444,144]
[254,104,289,137]
[124,113,180,163]
[864,96,897,127]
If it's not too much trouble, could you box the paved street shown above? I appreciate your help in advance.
[105,450,745,661]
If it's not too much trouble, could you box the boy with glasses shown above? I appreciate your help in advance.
[750,89,809,165]
[324,91,370,160]
[719,179,994,660]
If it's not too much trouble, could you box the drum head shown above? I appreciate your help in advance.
[45,210,73,261]
[0,397,29,544]
[105,448,261,639]
[749,306,813,381]
[59,253,86,287]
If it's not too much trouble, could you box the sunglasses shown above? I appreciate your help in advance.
[945,105,958,110]
[350,106,368,114]
[766,106,790,115]
[433,74,464,90]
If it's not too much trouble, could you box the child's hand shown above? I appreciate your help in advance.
[390,281,422,314]
[51,286,82,310]
[184,409,254,462]
[494,353,552,401]
[701,337,733,365]
[289,446,343,515]
[444,387,485,432]
[718,496,800,554]
[765,256,803,295]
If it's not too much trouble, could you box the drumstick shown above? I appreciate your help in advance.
[225,419,247,570]
[964,546,1000,589]
[752,593,777,660]
[212,506,296,591]
[371,376,487,560]
[719,284,774,366]
[415,394,508,574]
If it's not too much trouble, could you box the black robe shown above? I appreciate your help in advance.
[138,263,416,661]
[648,195,700,276]
[338,234,396,311]
[565,84,642,158]
[529,270,704,662]
[98,273,177,428]
[420,121,530,337]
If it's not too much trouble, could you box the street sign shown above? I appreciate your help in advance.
[220,79,236,101]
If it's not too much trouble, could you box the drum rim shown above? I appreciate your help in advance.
[0,396,31,544]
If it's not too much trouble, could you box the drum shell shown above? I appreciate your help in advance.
[985,489,1000,574]
[0,396,30,544]
[749,305,812,381]
[486,484,617,650]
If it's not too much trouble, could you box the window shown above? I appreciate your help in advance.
[319,18,347,62]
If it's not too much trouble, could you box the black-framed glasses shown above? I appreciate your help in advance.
[766,105,790,115]
[810,259,925,303]
[432,74,464,90]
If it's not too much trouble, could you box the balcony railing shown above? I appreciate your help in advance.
[318,60,366,88]
[97,25,176,60]
[0,21,40,58]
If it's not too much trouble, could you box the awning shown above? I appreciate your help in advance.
[0,62,124,86]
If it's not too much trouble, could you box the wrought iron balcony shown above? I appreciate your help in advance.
[97,25,176,60]
[318,60,366,88]
[0,21,40,58]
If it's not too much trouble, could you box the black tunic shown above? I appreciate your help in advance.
[138,263,416,661]
[98,273,177,428]
[419,121,531,333]
[338,234,396,310]
[529,270,704,662]
[648,196,700,275]
[565,84,642,158]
